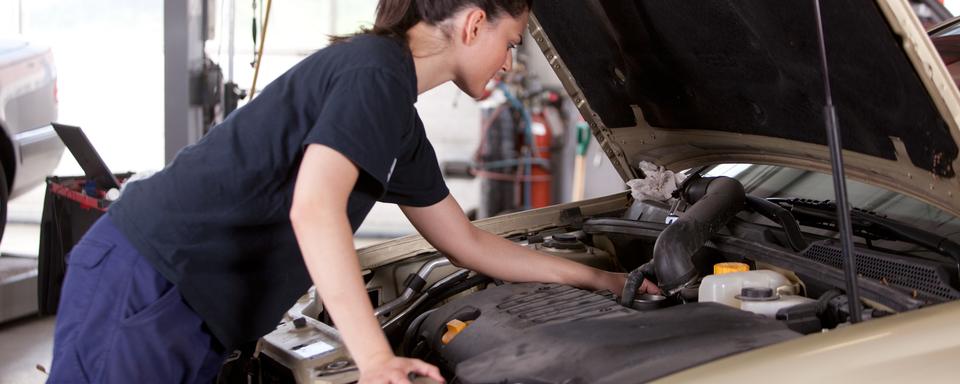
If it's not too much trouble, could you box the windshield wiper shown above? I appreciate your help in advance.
[769,198,960,277]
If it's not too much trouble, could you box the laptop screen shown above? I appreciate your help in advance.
[51,123,121,190]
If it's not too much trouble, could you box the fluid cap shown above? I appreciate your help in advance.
[736,287,779,301]
[713,262,750,275]
[543,233,586,251]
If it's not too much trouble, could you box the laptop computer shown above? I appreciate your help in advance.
[51,123,121,190]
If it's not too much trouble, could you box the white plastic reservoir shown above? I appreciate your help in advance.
[699,270,796,308]
[739,294,815,318]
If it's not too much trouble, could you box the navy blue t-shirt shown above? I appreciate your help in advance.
[109,34,449,349]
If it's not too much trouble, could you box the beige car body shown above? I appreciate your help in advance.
[657,299,960,382]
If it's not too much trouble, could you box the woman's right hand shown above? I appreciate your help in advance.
[358,355,445,384]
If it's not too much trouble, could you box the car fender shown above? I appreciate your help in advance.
[656,300,960,383]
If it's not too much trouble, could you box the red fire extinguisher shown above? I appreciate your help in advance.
[530,108,552,208]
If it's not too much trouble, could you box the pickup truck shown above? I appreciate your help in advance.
[0,37,64,241]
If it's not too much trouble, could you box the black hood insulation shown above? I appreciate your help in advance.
[533,0,957,177]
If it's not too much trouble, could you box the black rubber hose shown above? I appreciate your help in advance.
[401,308,439,357]
[745,195,808,251]
[582,218,667,239]
[815,289,846,328]
[651,177,745,294]
[384,274,492,339]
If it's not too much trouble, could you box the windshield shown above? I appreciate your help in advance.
[705,164,960,244]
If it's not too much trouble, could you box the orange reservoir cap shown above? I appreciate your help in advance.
[713,262,750,275]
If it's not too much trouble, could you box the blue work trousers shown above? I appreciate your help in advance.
[48,214,225,383]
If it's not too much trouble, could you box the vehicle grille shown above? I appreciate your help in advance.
[802,242,960,302]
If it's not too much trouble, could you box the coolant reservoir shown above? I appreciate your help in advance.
[737,287,815,318]
[698,270,795,308]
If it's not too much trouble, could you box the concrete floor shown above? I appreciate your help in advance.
[0,187,51,384]
[0,316,54,384]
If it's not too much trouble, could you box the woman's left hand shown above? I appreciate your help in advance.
[604,272,661,295]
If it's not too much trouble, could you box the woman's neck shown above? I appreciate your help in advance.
[407,23,456,95]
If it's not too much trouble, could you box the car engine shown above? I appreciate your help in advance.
[411,282,799,383]
[250,176,960,383]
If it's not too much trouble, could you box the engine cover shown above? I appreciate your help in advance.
[418,283,800,383]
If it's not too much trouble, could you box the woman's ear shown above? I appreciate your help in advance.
[461,8,488,46]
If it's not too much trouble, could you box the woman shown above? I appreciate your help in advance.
[49,1,658,383]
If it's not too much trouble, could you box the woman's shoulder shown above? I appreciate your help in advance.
[321,34,409,70]
[278,34,415,100]
[312,34,415,91]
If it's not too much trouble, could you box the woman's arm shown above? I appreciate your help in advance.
[401,195,659,294]
[291,144,443,384]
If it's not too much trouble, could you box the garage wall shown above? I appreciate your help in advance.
[0,0,21,35]
[8,0,166,178]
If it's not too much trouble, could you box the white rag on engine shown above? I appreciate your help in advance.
[626,161,687,202]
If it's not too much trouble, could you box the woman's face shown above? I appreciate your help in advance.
[453,10,530,98]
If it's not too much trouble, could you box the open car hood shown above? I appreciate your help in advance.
[530,0,960,217]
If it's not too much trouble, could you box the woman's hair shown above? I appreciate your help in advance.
[332,0,532,44]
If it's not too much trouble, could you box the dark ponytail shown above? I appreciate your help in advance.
[331,0,533,44]
[372,0,421,40]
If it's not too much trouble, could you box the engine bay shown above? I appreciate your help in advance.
[247,176,960,383]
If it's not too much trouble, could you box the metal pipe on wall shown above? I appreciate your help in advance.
[164,0,207,164]
[227,0,236,83]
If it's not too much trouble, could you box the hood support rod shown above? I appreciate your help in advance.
[813,0,863,323]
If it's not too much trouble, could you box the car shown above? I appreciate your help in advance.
[245,1,960,383]
[0,37,63,241]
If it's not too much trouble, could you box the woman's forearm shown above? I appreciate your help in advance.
[291,208,394,372]
[402,196,626,294]
[290,145,395,373]
[452,227,622,292]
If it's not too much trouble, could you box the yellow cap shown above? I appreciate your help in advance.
[714,262,750,275]
[441,319,472,345]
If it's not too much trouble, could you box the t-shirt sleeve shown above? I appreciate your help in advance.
[303,68,414,192]
[379,120,450,207]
